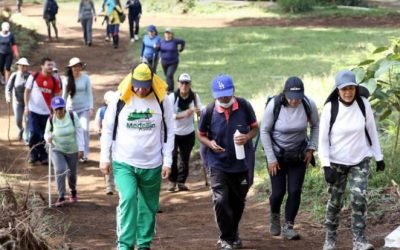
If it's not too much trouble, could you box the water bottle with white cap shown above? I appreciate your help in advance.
[234,129,245,160]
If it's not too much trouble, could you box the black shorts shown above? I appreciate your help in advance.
[0,53,13,71]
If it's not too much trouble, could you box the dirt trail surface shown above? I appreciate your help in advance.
[0,3,399,250]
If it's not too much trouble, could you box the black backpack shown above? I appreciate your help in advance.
[49,111,75,132]
[253,94,312,149]
[202,97,253,137]
[325,85,371,145]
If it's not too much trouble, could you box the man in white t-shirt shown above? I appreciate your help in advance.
[99,63,173,250]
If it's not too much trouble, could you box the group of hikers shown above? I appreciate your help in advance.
[4,52,384,250]
[1,2,386,250]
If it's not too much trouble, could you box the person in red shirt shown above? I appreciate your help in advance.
[24,57,61,164]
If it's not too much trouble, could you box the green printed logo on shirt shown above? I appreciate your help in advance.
[126,108,156,131]
[127,108,153,121]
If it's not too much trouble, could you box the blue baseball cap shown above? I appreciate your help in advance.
[335,70,357,89]
[51,96,65,109]
[211,74,235,98]
[147,25,157,32]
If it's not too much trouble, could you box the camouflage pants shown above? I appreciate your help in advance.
[325,158,370,239]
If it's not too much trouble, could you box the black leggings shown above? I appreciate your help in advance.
[0,53,13,72]
[161,62,178,92]
[168,132,195,183]
[269,159,306,223]
[128,14,140,38]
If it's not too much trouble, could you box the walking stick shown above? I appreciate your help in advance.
[48,143,52,208]
[7,102,11,145]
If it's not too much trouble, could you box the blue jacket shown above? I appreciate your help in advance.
[141,35,161,60]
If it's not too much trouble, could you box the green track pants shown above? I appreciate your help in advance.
[113,161,162,250]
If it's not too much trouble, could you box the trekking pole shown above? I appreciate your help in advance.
[7,102,11,145]
[151,52,156,72]
[48,143,52,208]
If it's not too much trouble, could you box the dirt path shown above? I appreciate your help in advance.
[0,3,399,250]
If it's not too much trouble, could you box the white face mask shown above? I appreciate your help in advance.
[216,97,234,109]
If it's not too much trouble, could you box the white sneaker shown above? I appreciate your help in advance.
[130,38,135,43]
[134,34,139,41]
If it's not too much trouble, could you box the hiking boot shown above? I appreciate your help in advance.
[353,236,374,250]
[269,213,281,236]
[217,239,233,250]
[55,197,65,207]
[167,182,176,192]
[232,236,242,249]
[323,231,337,250]
[282,222,300,240]
[177,183,189,191]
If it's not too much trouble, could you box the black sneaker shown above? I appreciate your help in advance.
[177,183,189,191]
[232,236,242,249]
[41,158,48,165]
[138,247,150,250]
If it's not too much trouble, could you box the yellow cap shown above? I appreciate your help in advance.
[132,63,152,88]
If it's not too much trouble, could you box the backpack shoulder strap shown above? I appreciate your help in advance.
[33,72,40,83]
[355,96,372,146]
[49,114,54,132]
[302,96,312,122]
[153,92,167,143]
[112,99,125,141]
[204,101,215,136]
[69,111,75,128]
[328,98,339,141]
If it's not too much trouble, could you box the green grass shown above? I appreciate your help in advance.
[132,25,400,218]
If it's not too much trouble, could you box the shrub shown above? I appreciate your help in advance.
[278,0,314,13]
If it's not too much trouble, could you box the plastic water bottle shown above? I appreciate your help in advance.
[234,130,245,160]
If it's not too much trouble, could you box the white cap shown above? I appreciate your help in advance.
[1,22,10,32]
[178,73,191,82]
[53,63,58,72]
[165,28,173,33]
[68,57,84,67]
[104,90,115,104]
[15,57,29,66]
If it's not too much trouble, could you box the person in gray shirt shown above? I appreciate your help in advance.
[78,0,96,46]
[260,76,319,240]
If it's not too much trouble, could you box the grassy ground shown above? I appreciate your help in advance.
[131,25,399,218]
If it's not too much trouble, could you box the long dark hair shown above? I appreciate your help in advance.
[66,67,76,98]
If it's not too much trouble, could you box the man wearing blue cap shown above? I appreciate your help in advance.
[198,74,258,250]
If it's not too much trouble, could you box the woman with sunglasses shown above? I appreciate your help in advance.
[167,73,201,192]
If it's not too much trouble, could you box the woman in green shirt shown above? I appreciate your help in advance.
[44,96,84,207]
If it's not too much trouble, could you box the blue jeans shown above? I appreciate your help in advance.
[12,101,24,138]
[81,17,93,44]
[28,111,49,161]
[51,149,78,198]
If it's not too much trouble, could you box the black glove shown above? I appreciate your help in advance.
[376,160,385,172]
[324,166,337,184]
